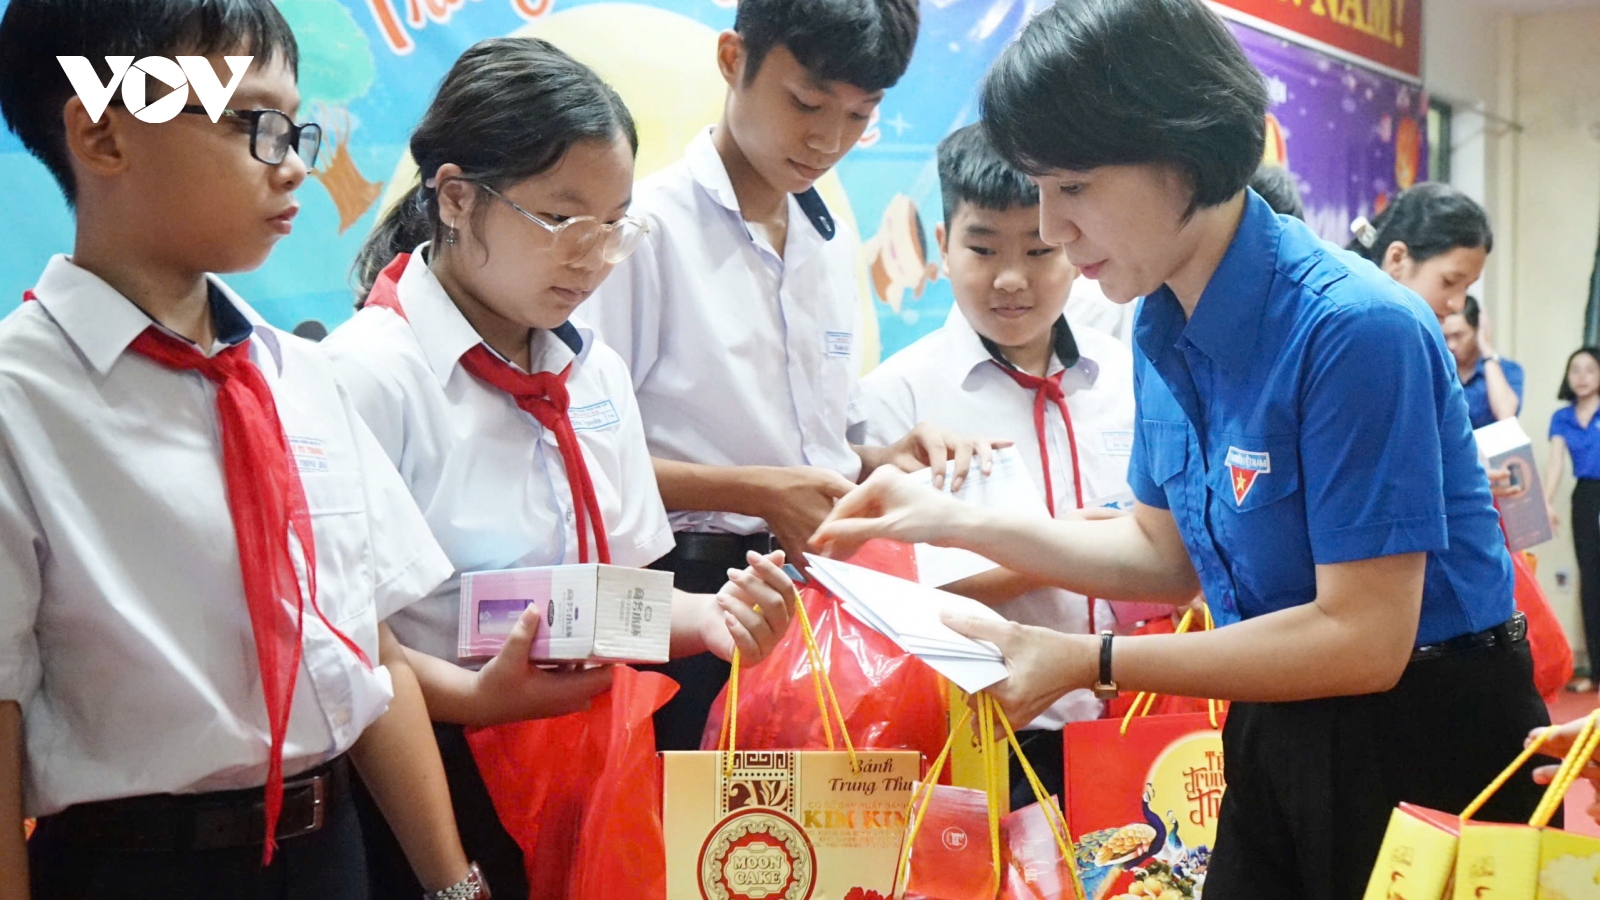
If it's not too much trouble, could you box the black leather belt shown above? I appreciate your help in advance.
[1411,612,1527,663]
[665,531,782,568]
[44,755,349,852]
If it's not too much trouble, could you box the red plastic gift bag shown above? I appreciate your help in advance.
[699,540,948,763]
[1001,799,1079,900]
[1512,550,1573,702]
[465,665,677,900]
[902,785,999,900]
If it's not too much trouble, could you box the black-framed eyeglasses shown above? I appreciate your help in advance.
[179,106,322,168]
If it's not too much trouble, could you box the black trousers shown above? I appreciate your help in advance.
[1010,728,1066,812]
[641,552,735,752]
[29,784,366,900]
[1204,635,1553,900]
[1573,479,1600,673]
[353,723,528,900]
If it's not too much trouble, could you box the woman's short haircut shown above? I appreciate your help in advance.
[980,0,1268,217]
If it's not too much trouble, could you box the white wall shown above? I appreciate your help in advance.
[1504,8,1600,660]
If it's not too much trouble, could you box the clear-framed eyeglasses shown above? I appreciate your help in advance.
[179,106,322,168]
[474,183,649,265]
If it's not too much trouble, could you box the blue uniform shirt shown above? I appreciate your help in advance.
[1461,357,1524,430]
[1550,405,1600,480]
[1127,190,1513,646]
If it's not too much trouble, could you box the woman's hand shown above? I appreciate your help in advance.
[1487,464,1529,499]
[939,611,1096,726]
[811,466,974,559]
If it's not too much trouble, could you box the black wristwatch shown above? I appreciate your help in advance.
[1092,631,1118,700]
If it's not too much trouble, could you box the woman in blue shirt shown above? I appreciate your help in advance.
[1444,296,1524,430]
[1545,347,1600,690]
[814,1,1549,898]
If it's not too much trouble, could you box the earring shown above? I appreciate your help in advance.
[443,222,459,245]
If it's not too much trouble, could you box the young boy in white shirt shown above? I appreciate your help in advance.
[586,0,994,750]
[861,124,1138,806]
[0,2,480,897]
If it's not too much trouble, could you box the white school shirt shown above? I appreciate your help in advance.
[1064,276,1137,348]
[0,256,452,817]
[323,249,676,663]
[861,311,1137,730]
[585,128,866,536]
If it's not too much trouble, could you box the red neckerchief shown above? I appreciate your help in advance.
[23,286,373,864]
[994,360,1098,633]
[364,255,610,564]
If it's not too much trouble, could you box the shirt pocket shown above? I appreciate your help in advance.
[299,471,376,636]
[1142,420,1190,501]
[1206,436,1300,512]
[1205,435,1314,611]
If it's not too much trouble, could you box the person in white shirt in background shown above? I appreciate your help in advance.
[861,124,1137,809]
[585,0,996,751]
[328,39,799,899]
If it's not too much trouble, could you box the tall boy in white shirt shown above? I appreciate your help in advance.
[861,124,1138,806]
[0,2,480,897]
[587,0,994,750]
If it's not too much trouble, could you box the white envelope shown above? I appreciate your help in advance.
[914,447,1052,587]
[805,554,1010,693]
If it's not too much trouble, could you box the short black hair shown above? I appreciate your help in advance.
[1560,347,1600,402]
[1346,182,1493,265]
[0,0,298,206]
[981,0,1267,217]
[936,123,1038,225]
[734,0,919,93]
[1249,165,1304,220]
[1460,295,1480,330]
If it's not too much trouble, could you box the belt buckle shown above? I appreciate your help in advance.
[275,774,326,842]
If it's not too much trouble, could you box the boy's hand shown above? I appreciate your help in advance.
[702,551,796,666]
[471,607,615,726]
[879,423,1008,492]
[761,466,856,561]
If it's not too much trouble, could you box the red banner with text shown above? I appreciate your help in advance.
[1210,0,1422,80]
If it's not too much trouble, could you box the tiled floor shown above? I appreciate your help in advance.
[1548,687,1600,836]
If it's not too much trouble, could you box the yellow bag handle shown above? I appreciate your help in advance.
[1529,710,1600,827]
[895,694,1088,900]
[715,584,859,775]
[1119,603,1224,736]
[1459,709,1600,824]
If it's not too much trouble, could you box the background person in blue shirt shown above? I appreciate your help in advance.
[1443,296,1524,430]
[1545,347,1600,691]
[813,1,1550,897]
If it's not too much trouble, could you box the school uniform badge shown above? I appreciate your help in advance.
[1225,446,1271,506]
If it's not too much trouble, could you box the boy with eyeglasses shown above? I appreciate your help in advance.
[0,2,480,897]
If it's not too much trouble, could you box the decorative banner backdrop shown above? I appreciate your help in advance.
[0,1,1422,360]
[1233,21,1430,245]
